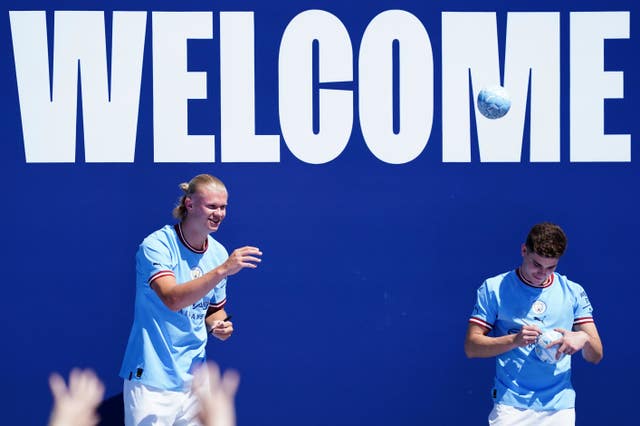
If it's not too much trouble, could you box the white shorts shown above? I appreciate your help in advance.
[123,380,206,426]
[488,403,575,426]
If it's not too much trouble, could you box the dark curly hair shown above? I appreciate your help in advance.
[525,222,567,258]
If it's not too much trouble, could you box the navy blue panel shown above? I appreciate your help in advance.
[1,1,637,424]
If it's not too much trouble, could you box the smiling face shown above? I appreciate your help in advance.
[184,184,228,236]
[519,244,559,286]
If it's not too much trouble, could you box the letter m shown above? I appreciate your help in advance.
[442,12,560,162]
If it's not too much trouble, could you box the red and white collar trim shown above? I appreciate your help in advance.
[516,268,554,288]
[175,223,208,254]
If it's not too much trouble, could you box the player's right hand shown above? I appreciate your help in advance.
[517,324,542,347]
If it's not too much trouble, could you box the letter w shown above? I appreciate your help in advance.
[9,11,146,162]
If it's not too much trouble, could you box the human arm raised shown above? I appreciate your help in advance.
[152,246,261,312]
[48,368,105,426]
[192,361,240,426]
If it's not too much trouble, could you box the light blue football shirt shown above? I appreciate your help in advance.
[469,270,594,411]
[120,224,228,391]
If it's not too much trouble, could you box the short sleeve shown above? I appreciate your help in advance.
[570,280,594,326]
[137,237,175,286]
[469,281,496,331]
[209,278,227,310]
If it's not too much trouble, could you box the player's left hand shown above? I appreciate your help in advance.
[551,328,589,359]
[211,320,234,341]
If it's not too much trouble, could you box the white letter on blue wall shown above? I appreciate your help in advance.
[570,12,630,162]
[220,12,279,162]
[10,11,146,162]
[279,10,353,164]
[359,10,433,164]
[442,12,560,162]
[153,12,213,162]
[505,13,560,162]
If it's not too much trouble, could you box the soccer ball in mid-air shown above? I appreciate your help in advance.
[477,85,511,119]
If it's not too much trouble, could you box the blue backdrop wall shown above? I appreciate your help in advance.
[2,1,637,425]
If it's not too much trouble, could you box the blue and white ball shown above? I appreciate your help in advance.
[477,85,511,119]
[534,330,566,364]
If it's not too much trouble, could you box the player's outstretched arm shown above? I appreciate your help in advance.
[152,246,262,312]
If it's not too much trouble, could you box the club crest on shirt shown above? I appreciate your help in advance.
[531,300,547,314]
[191,266,203,280]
